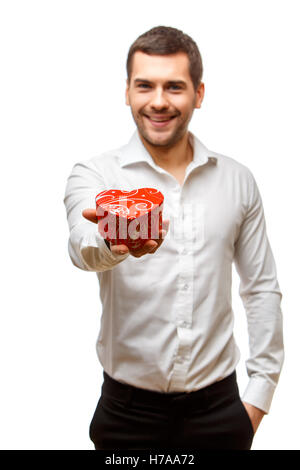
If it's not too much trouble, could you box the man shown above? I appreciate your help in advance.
[64,26,284,450]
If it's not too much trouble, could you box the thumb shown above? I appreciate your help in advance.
[82,209,98,224]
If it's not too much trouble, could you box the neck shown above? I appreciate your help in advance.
[139,131,193,170]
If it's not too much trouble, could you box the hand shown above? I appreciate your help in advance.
[242,401,266,434]
[82,209,170,257]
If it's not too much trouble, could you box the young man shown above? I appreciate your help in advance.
[64,26,284,450]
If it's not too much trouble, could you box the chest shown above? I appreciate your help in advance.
[100,162,246,254]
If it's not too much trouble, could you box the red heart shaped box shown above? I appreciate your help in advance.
[95,188,164,251]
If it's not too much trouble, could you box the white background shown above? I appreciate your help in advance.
[0,0,299,450]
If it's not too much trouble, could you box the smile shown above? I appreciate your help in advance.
[144,115,177,128]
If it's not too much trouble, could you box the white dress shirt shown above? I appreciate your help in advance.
[64,130,284,413]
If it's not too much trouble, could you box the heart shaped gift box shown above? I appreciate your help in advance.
[95,188,164,251]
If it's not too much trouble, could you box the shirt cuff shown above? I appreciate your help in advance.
[100,235,130,261]
[241,376,276,414]
[104,238,111,250]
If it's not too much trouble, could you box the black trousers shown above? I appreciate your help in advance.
[89,370,254,450]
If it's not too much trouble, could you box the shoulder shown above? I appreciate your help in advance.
[213,148,252,176]
[71,143,125,175]
[193,133,255,182]
[207,146,256,188]
[195,137,258,206]
[88,145,124,171]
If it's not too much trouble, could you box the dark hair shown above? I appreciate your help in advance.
[126,26,203,92]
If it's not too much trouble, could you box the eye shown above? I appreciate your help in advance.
[169,85,182,91]
[137,83,151,89]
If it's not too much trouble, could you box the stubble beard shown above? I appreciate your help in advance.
[133,111,190,149]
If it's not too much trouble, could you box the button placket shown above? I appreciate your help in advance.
[168,190,196,390]
[170,237,194,390]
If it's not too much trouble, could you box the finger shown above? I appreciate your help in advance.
[130,240,158,257]
[148,231,166,253]
[154,228,168,244]
[110,244,129,256]
[82,209,98,224]
[144,240,158,251]
[144,220,169,255]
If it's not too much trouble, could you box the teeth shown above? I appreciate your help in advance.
[149,117,173,122]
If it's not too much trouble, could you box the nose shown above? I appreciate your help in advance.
[150,87,169,110]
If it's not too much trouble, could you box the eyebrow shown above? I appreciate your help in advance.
[134,78,187,87]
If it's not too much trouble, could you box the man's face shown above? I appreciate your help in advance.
[126,52,204,148]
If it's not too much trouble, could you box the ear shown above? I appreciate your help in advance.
[194,82,205,109]
[125,79,130,106]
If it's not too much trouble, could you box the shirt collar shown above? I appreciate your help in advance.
[119,130,217,172]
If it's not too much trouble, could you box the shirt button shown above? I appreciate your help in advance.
[182,248,187,255]
[183,283,189,290]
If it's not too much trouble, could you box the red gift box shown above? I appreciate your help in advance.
[95,188,164,251]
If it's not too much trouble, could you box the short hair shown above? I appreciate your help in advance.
[126,26,203,92]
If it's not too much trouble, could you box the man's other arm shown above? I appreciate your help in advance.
[234,170,284,417]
